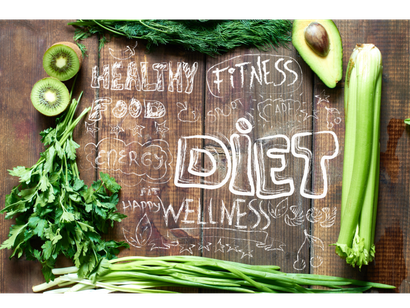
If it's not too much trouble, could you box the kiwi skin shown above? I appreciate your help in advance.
[30,77,71,117]
[43,41,83,81]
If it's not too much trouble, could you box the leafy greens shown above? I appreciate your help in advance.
[0,92,129,282]
[68,19,293,57]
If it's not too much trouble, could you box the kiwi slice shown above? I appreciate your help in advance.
[30,77,70,116]
[43,42,82,81]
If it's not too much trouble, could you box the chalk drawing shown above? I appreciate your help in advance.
[155,121,170,138]
[87,43,342,269]
[176,102,200,123]
[267,198,289,219]
[109,123,125,138]
[122,213,152,248]
[300,102,320,121]
[325,106,342,129]
[85,121,100,137]
[284,205,304,227]
[305,206,337,228]
[109,41,138,60]
[198,242,212,251]
[131,124,145,137]
[320,207,337,228]
[293,229,324,271]
[315,89,330,105]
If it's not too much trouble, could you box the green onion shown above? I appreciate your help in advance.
[334,44,383,267]
[32,255,394,293]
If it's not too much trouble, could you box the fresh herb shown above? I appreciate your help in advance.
[404,118,410,125]
[333,44,383,268]
[32,255,395,293]
[0,92,129,282]
[68,19,293,57]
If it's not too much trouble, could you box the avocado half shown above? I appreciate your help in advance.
[292,20,343,88]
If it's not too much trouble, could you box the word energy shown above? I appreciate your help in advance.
[174,118,339,200]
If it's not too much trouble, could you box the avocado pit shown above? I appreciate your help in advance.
[304,21,330,57]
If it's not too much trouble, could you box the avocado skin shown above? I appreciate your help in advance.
[292,20,343,88]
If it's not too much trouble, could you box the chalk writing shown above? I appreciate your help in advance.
[85,138,173,186]
[88,98,167,122]
[175,122,339,199]
[206,54,302,98]
[84,43,342,270]
[257,97,302,123]
[157,197,332,231]
[91,61,199,94]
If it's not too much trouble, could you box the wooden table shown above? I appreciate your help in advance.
[0,19,409,293]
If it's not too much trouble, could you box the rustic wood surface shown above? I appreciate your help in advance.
[0,19,409,293]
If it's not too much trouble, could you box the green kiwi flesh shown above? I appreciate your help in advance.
[43,43,81,81]
[30,77,70,116]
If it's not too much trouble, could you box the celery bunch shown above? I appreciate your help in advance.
[334,44,382,268]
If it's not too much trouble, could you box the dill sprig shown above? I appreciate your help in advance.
[68,19,293,57]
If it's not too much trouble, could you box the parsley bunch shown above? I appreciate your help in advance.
[0,92,129,282]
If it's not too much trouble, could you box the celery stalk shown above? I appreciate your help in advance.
[334,44,382,268]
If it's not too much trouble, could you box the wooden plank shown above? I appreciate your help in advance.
[86,36,205,263]
[201,44,315,274]
[0,20,98,293]
[311,19,410,293]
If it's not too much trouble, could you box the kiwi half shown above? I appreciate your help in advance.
[43,42,82,81]
[30,77,70,116]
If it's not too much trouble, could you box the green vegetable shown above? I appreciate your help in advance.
[0,90,129,282]
[68,19,293,56]
[333,44,382,267]
[32,255,395,293]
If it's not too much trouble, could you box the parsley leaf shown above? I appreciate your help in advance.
[0,94,128,282]
[100,172,121,193]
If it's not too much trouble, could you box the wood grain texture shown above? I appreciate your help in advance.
[0,19,409,293]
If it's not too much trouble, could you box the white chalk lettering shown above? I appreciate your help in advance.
[206,54,302,98]
[174,119,339,200]
[90,61,199,94]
